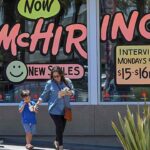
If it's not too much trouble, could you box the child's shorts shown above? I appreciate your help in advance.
[23,123,36,135]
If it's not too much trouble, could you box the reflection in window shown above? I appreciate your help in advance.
[100,0,150,102]
[0,0,88,103]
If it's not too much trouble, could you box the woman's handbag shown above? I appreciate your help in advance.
[64,107,72,121]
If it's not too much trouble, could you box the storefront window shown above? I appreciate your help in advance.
[0,0,88,103]
[100,0,150,102]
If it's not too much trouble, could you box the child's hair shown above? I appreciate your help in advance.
[21,90,30,98]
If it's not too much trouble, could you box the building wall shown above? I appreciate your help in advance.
[0,105,140,136]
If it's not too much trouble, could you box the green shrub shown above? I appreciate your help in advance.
[112,104,150,150]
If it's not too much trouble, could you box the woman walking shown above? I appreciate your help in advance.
[35,66,74,150]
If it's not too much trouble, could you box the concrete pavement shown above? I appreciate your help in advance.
[0,145,51,150]
[0,145,122,150]
[0,136,123,150]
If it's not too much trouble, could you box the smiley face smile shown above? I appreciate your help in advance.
[10,72,24,78]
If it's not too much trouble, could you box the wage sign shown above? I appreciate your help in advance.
[116,45,150,85]
[17,0,61,20]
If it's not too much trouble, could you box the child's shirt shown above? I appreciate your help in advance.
[19,100,37,124]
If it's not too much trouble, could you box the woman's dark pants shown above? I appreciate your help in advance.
[50,114,66,146]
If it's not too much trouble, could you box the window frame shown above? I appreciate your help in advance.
[87,0,99,105]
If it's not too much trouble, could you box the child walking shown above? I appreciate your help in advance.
[19,90,37,150]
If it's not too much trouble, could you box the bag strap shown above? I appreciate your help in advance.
[64,80,71,90]
[55,82,62,91]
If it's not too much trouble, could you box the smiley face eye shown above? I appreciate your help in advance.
[18,65,21,68]
[13,66,15,68]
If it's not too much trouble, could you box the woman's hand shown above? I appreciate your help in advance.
[34,104,39,112]
[33,98,42,112]
[66,90,73,96]
[58,91,66,98]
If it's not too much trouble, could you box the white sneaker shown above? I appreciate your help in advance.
[54,140,59,150]
[59,145,63,150]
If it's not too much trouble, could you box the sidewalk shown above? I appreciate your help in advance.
[0,145,50,150]
[0,136,123,150]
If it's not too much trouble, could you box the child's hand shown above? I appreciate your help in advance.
[18,102,26,113]
[24,99,30,103]
[28,103,34,112]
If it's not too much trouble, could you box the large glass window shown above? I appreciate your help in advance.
[0,0,88,103]
[100,0,150,102]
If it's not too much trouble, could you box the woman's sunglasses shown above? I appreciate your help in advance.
[53,75,61,79]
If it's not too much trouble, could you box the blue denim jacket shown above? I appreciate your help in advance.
[39,78,75,115]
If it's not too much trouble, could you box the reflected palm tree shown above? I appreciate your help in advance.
[100,0,117,89]
[117,0,146,15]
[49,0,71,63]
[51,0,87,63]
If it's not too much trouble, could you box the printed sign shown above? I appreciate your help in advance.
[0,19,87,58]
[17,0,61,20]
[116,45,150,85]
[27,64,84,80]
[6,61,84,83]
[101,11,150,42]
[0,0,88,83]
[100,10,150,85]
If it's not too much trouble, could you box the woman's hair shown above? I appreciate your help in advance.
[51,66,67,84]
[21,90,30,98]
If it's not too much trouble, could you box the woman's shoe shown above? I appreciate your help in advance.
[59,145,63,150]
[0,139,4,144]
[54,140,59,150]
[30,144,34,149]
